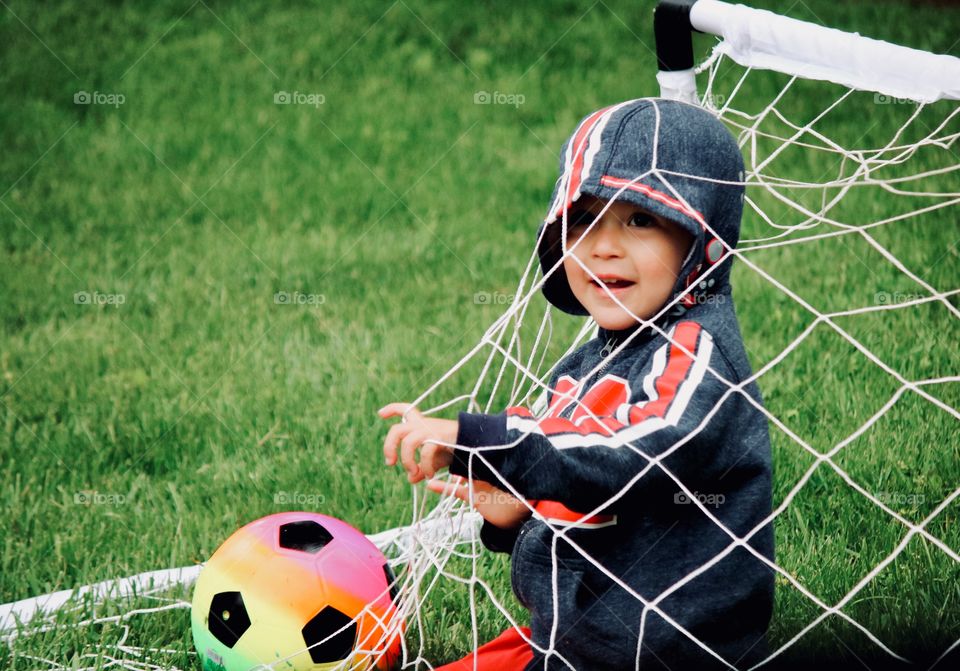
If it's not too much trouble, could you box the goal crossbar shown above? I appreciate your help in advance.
[654,0,960,103]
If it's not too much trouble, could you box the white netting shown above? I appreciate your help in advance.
[377,50,960,668]
[5,19,959,671]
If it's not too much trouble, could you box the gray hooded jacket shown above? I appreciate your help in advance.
[449,99,775,670]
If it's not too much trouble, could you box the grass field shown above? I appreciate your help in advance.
[2,0,959,668]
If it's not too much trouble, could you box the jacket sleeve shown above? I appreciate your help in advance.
[478,518,524,554]
[449,321,743,515]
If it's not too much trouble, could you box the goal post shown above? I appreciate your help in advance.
[654,0,960,104]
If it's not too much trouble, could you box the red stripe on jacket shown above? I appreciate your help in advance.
[501,322,704,527]
[507,322,703,439]
[627,321,701,424]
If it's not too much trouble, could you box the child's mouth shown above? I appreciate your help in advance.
[590,277,636,295]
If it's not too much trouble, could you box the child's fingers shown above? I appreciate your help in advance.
[382,423,411,466]
[377,402,420,419]
[419,442,443,479]
[426,478,469,503]
[399,431,427,482]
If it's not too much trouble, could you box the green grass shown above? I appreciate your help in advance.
[1,0,958,668]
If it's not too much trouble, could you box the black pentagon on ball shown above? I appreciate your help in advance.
[383,562,400,604]
[208,591,251,648]
[278,520,333,554]
[301,606,357,663]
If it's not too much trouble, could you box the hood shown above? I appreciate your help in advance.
[537,98,745,320]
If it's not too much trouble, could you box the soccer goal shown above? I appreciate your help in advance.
[3,1,958,669]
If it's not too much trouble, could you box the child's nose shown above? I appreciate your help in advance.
[588,218,624,257]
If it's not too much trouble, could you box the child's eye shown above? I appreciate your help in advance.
[627,212,657,228]
[564,209,595,237]
[568,209,595,227]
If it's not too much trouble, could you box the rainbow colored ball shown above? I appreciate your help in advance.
[190,512,403,670]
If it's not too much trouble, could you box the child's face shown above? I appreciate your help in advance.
[561,195,693,331]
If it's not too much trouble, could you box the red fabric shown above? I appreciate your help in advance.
[434,626,534,671]
[626,321,702,424]
[555,107,612,219]
[501,324,702,529]
[598,174,706,226]
[532,499,614,526]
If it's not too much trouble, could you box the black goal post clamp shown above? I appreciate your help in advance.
[654,0,701,72]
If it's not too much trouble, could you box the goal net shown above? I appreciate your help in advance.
[3,1,958,669]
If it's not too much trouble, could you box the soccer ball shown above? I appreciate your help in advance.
[191,512,403,671]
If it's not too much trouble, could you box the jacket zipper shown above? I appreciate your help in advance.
[586,337,616,391]
[559,337,617,420]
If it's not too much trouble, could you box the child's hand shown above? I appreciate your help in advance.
[426,477,532,530]
[379,403,458,484]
